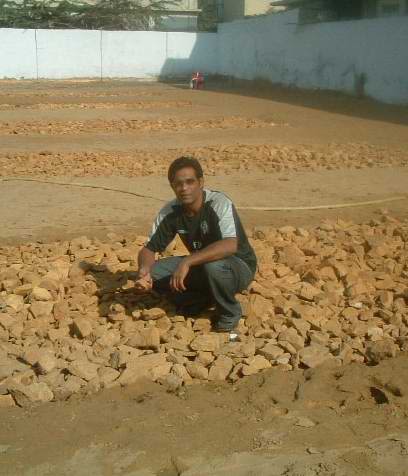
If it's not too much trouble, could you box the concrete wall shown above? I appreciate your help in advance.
[1,13,407,104]
[0,29,217,80]
[218,10,408,104]
[0,29,37,79]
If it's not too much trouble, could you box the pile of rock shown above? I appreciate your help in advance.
[0,101,191,111]
[0,117,275,136]
[0,215,407,407]
[1,143,406,179]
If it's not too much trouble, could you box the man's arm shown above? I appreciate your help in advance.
[137,246,156,278]
[171,238,237,292]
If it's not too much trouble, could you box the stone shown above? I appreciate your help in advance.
[0,394,15,408]
[10,382,53,406]
[190,334,220,352]
[69,360,99,382]
[130,327,160,351]
[196,351,215,367]
[241,355,272,376]
[5,294,24,312]
[0,313,15,330]
[298,345,331,368]
[29,301,54,319]
[72,318,93,339]
[36,352,57,375]
[296,417,316,428]
[172,363,193,383]
[186,362,208,380]
[142,308,166,321]
[30,287,53,301]
[118,353,167,385]
[278,328,304,350]
[208,356,233,381]
[98,367,120,387]
[257,343,284,361]
[158,373,183,392]
[150,362,172,381]
[365,340,398,364]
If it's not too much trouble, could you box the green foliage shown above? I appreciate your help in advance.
[0,0,178,30]
[197,0,218,31]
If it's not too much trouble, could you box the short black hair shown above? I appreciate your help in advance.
[168,156,204,183]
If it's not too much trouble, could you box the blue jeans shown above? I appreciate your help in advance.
[151,256,254,330]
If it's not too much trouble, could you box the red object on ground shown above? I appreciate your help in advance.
[191,71,204,90]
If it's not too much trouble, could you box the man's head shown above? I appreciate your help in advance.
[168,157,204,206]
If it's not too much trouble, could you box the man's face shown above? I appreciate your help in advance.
[171,167,203,205]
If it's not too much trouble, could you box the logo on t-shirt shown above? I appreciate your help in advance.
[200,220,209,235]
[193,241,203,250]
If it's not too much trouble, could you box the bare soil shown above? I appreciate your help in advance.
[1,79,408,476]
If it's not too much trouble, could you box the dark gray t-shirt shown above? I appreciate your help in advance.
[145,189,257,274]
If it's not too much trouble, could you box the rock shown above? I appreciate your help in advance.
[365,340,399,364]
[29,301,54,319]
[30,287,53,301]
[5,294,24,312]
[150,362,172,381]
[196,351,215,367]
[158,373,183,392]
[118,353,167,385]
[36,351,57,375]
[241,355,272,376]
[0,394,15,407]
[190,334,220,352]
[298,345,331,368]
[10,382,53,406]
[208,356,233,381]
[72,318,93,339]
[186,362,209,380]
[69,360,99,381]
[142,308,166,321]
[129,327,160,351]
[278,328,304,350]
[257,343,284,361]
[98,367,120,387]
[172,363,193,384]
[0,313,15,329]
[296,417,316,428]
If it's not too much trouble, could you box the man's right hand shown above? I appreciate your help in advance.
[135,269,153,294]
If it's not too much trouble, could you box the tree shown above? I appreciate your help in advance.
[0,0,178,30]
[197,0,219,31]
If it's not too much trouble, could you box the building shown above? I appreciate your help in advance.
[158,0,201,31]
[269,0,408,22]
[221,0,272,22]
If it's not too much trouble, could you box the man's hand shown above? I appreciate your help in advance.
[135,268,153,294]
[170,259,190,292]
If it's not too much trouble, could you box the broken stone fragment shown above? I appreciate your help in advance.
[298,345,331,368]
[208,356,233,381]
[72,318,93,339]
[30,287,53,302]
[142,308,166,321]
[68,360,99,382]
[9,382,54,406]
[118,353,167,385]
[186,361,209,380]
[190,334,220,352]
[241,355,271,376]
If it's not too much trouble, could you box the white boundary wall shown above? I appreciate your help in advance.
[0,14,407,104]
[218,10,408,104]
[0,29,218,80]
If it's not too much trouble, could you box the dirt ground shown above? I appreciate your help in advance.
[1,79,408,476]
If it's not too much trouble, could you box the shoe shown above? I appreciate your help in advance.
[212,326,240,342]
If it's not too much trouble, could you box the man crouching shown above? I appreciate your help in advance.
[135,156,257,333]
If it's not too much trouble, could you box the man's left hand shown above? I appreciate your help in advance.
[171,259,190,292]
